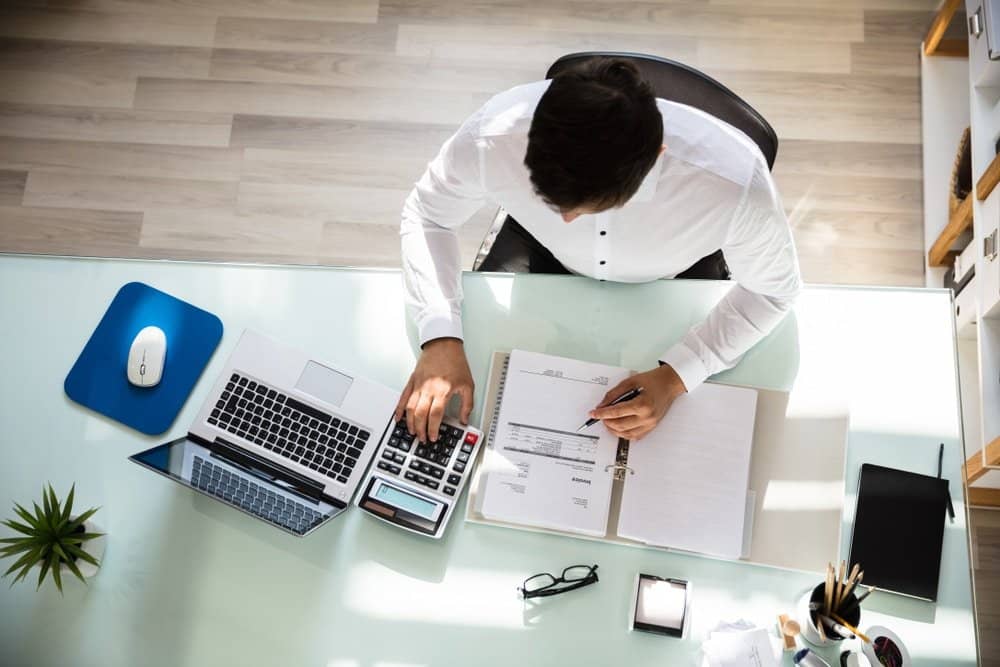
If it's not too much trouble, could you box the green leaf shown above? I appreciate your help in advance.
[3,544,44,578]
[0,537,37,545]
[31,503,50,535]
[12,504,40,530]
[66,507,100,532]
[34,501,57,536]
[41,485,52,520]
[48,485,62,525]
[61,533,102,544]
[2,519,37,537]
[62,552,86,586]
[65,543,99,568]
[62,485,75,525]
[35,552,51,590]
[11,560,35,586]
[0,541,39,558]
[51,542,69,563]
[49,552,62,594]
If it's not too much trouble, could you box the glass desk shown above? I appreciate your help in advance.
[0,255,978,666]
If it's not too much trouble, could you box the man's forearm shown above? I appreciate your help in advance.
[660,284,797,391]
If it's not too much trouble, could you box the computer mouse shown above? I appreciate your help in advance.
[127,326,167,387]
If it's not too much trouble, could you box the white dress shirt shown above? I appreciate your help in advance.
[400,80,801,391]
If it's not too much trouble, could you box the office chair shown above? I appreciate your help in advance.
[472,51,778,275]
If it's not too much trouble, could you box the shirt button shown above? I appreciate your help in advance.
[599,260,606,265]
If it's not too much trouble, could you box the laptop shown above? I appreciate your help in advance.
[129,329,398,536]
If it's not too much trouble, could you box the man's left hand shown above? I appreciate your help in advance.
[589,365,687,440]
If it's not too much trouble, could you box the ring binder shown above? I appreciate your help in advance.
[608,439,633,481]
[486,354,511,449]
[605,463,635,481]
[468,351,849,572]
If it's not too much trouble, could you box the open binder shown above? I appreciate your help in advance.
[466,351,850,573]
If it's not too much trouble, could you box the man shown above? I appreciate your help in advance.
[395,58,801,443]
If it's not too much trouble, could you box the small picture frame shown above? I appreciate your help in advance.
[629,573,690,638]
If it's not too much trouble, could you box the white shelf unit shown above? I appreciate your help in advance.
[922,0,1000,505]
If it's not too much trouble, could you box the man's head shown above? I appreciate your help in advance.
[524,58,664,221]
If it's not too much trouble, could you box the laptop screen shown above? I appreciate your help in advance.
[130,437,344,536]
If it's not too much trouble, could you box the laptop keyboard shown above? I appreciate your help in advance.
[209,372,371,485]
[191,456,324,535]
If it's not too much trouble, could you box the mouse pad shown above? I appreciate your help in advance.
[65,282,223,435]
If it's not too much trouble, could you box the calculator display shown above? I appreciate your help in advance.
[374,483,438,520]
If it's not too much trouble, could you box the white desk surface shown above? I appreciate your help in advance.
[0,255,978,666]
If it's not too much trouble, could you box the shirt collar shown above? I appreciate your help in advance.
[629,150,664,204]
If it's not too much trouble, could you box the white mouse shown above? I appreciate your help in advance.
[127,326,167,387]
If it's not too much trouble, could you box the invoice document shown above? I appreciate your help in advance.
[479,350,628,536]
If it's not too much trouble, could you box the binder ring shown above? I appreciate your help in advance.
[605,463,635,478]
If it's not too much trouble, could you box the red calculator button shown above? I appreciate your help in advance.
[464,432,479,445]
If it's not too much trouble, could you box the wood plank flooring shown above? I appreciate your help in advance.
[0,0,939,287]
[974,508,1000,666]
[1,1,995,662]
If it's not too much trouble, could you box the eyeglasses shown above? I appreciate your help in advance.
[519,564,599,599]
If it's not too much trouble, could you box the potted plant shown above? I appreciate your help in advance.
[1,484,105,593]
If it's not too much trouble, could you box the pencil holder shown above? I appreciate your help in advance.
[797,582,861,647]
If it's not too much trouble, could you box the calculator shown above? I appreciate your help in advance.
[355,417,482,538]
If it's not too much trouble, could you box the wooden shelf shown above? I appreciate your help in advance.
[978,151,1000,202]
[968,487,1000,507]
[929,194,974,266]
[933,38,969,58]
[924,0,967,57]
[966,434,1000,483]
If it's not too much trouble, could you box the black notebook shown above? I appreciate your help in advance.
[848,464,948,601]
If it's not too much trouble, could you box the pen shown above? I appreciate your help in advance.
[819,615,854,640]
[577,387,642,431]
[938,442,956,521]
[837,585,873,618]
[830,613,870,644]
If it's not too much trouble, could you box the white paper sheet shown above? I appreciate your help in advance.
[479,350,628,536]
[617,382,757,558]
[702,628,779,667]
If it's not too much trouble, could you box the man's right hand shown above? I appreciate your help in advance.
[394,338,474,443]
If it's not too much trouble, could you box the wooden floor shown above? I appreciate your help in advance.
[0,0,995,663]
[974,508,1000,666]
[0,0,936,285]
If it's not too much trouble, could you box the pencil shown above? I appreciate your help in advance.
[836,560,846,605]
[839,571,863,611]
[838,565,861,610]
[831,613,871,643]
[824,564,834,615]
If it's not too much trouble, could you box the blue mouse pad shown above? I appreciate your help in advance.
[65,282,223,435]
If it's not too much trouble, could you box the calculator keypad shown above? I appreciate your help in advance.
[379,419,480,495]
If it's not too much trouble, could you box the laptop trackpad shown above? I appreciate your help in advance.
[296,361,353,407]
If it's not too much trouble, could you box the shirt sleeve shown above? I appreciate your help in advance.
[659,160,802,390]
[400,107,489,346]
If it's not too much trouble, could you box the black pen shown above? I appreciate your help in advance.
[577,387,642,431]
[938,442,955,521]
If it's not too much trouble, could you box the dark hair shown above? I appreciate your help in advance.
[525,58,663,212]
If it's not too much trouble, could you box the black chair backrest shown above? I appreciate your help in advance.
[547,52,778,170]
